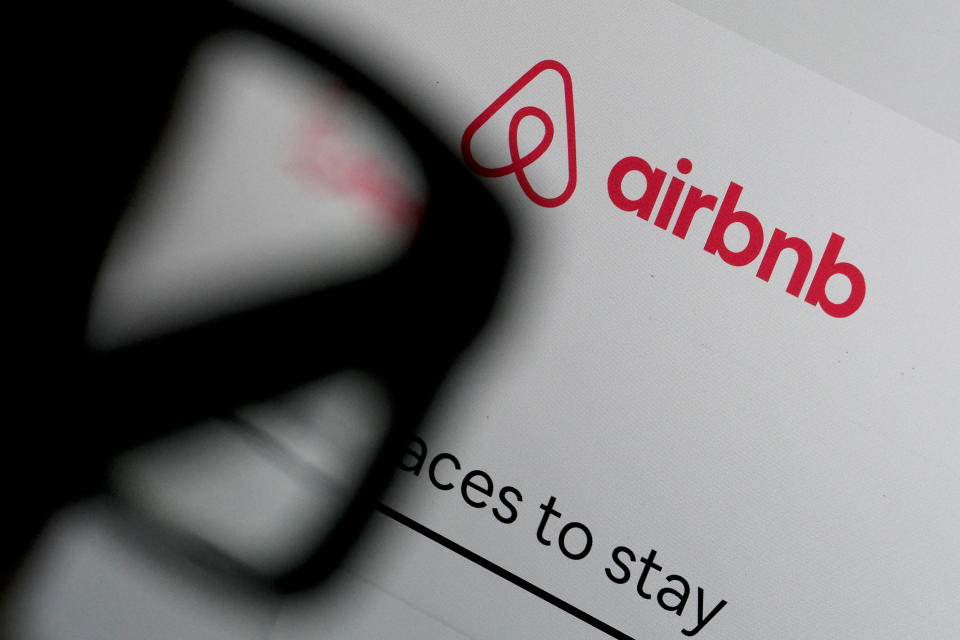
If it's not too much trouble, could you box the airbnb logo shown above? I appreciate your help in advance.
[462,59,866,317]
[608,157,866,318]
[461,60,577,207]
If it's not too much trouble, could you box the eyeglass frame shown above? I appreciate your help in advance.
[7,0,511,596]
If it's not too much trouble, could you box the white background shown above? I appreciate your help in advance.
[6,2,959,639]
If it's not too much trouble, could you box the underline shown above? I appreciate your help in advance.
[375,503,636,640]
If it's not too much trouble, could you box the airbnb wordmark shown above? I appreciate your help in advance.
[461,60,576,207]
[607,157,866,318]
[462,60,865,318]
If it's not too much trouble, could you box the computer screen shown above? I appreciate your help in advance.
[6,1,958,638]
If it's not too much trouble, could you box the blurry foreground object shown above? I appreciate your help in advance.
[3,0,510,616]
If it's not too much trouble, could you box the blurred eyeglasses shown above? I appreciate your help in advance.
[6,0,510,597]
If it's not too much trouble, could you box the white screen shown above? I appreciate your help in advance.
[6,2,959,639]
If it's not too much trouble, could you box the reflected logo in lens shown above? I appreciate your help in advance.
[461,60,576,208]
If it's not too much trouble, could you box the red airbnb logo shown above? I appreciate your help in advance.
[462,58,866,317]
[461,60,577,207]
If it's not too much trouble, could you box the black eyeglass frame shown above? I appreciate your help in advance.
[8,0,510,596]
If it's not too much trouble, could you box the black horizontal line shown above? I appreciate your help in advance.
[375,503,636,640]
